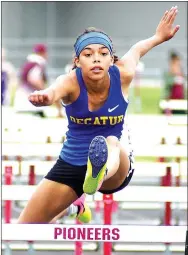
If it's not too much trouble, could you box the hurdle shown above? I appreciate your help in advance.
[158,136,186,227]
[2,143,187,159]
[159,99,187,113]
[174,136,183,225]
[2,185,187,202]
[2,184,187,254]
[3,162,186,227]
[3,166,84,255]
[2,160,187,179]
[2,224,187,243]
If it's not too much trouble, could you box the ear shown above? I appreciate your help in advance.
[110,55,114,66]
[74,57,81,68]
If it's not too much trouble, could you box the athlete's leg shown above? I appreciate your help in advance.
[104,136,121,180]
[17,179,78,223]
[50,206,78,223]
[50,193,92,224]
[100,143,130,191]
[83,135,129,194]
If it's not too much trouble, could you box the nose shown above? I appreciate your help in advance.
[93,53,100,63]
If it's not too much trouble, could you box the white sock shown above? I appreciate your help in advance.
[66,204,79,216]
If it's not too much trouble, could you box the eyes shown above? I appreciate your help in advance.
[84,52,109,57]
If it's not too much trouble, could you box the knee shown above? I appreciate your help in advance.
[106,136,119,148]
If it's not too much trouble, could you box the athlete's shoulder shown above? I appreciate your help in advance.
[56,70,80,104]
[56,70,75,84]
[56,70,78,90]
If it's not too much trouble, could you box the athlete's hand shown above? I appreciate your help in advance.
[155,6,180,43]
[28,89,54,106]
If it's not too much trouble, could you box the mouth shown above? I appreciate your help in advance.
[91,66,103,73]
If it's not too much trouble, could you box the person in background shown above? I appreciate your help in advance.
[163,51,186,100]
[1,48,18,106]
[15,44,63,117]
[162,51,186,114]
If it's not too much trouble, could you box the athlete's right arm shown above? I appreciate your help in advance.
[28,74,74,106]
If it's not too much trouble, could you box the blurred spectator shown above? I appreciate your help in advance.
[14,44,64,118]
[1,48,18,106]
[14,44,48,117]
[162,51,186,100]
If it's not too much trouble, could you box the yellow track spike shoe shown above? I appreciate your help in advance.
[83,136,108,195]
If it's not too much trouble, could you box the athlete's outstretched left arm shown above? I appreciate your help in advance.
[120,6,180,84]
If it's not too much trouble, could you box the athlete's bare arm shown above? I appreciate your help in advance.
[28,71,78,106]
[117,6,180,90]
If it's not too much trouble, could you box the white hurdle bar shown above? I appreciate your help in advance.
[2,185,187,202]
[159,99,187,111]
[2,143,187,158]
[2,161,187,177]
[2,224,186,243]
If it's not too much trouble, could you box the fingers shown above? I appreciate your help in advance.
[169,8,178,24]
[165,6,178,23]
[172,25,180,36]
[162,10,169,21]
[28,91,49,106]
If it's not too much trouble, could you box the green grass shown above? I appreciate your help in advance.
[140,87,161,114]
[128,86,162,114]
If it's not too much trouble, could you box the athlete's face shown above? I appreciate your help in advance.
[75,44,114,80]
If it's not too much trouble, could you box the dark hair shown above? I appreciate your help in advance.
[169,51,180,61]
[72,27,119,70]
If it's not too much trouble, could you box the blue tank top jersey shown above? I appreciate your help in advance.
[60,65,129,165]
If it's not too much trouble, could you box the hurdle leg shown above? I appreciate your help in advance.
[164,244,171,255]
[4,166,13,255]
[175,137,181,225]
[4,242,12,255]
[164,102,172,117]
[95,200,102,224]
[28,241,35,255]
[159,137,166,225]
[28,165,36,185]
[15,156,23,208]
[163,167,172,255]
[75,219,83,255]
[164,167,172,227]
[15,155,22,185]
[4,166,13,223]
[27,165,36,255]
[103,194,113,255]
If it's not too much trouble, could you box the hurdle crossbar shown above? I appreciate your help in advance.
[159,99,187,111]
[2,143,187,158]
[2,161,187,177]
[1,243,185,252]
[2,185,187,202]
[1,242,97,251]
[2,224,186,243]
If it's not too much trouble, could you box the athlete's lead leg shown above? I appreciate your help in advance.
[83,135,126,195]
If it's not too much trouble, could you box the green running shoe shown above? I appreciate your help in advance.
[83,136,108,195]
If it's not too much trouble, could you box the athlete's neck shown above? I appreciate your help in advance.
[83,73,110,94]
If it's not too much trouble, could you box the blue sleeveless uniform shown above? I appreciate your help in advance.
[60,65,129,165]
